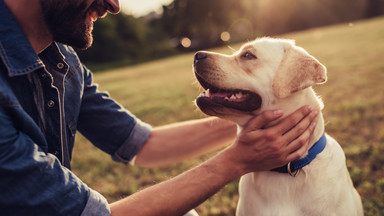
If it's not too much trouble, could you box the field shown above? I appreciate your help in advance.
[72,16,384,215]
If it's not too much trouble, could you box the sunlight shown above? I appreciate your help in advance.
[121,0,174,17]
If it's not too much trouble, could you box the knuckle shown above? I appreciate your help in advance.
[264,130,278,141]
[293,144,308,159]
[290,152,301,161]
[301,106,311,115]
[297,126,306,135]
[288,117,299,126]
[270,143,281,152]
[276,155,288,166]
[262,110,275,120]
[296,136,307,145]
[270,140,285,153]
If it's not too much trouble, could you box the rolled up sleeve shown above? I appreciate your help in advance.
[77,67,152,163]
[81,189,111,216]
[112,118,151,164]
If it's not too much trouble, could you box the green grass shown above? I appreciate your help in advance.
[72,16,384,215]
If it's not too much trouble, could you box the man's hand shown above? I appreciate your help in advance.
[224,106,318,174]
[110,106,318,216]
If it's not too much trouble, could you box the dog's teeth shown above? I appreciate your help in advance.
[230,95,236,100]
[235,92,243,98]
[200,89,210,97]
[225,96,229,100]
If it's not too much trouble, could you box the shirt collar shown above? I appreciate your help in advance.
[0,0,44,77]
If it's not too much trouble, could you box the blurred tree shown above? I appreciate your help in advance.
[365,0,384,17]
[77,13,176,64]
[76,0,384,66]
[162,0,247,50]
[248,0,369,35]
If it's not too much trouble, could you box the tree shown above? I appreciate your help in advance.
[162,0,247,50]
[77,13,176,64]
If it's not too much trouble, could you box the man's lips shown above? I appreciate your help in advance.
[89,12,98,22]
[87,1,108,22]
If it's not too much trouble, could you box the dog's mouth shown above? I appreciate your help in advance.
[195,74,262,112]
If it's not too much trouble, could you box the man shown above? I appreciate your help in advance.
[0,0,318,215]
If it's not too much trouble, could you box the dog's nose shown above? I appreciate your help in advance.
[194,52,208,61]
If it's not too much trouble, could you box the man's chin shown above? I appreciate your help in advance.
[74,37,93,50]
[55,31,93,50]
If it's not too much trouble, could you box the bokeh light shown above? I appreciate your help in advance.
[220,32,231,42]
[180,37,192,48]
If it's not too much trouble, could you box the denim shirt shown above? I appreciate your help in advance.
[0,1,151,215]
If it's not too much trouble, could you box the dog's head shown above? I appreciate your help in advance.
[193,38,327,126]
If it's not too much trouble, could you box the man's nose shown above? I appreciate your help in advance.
[105,0,120,14]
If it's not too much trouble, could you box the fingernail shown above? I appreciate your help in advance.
[305,105,312,112]
[311,110,319,117]
[310,121,317,130]
[273,109,283,116]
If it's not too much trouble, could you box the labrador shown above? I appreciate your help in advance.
[193,38,363,216]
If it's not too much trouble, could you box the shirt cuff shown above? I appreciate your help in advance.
[112,119,152,164]
[81,189,111,216]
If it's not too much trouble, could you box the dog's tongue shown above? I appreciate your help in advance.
[202,89,248,102]
[198,88,262,112]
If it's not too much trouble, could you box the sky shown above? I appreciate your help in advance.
[120,0,174,17]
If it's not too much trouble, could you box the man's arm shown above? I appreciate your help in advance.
[134,117,237,168]
[110,106,318,216]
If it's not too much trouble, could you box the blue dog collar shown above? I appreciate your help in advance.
[271,133,327,177]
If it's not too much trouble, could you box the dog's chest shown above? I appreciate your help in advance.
[236,136,360,216]
[237,171,327,216]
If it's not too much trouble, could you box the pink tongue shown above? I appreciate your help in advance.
[210,92,231,98]
[209,92,247,102]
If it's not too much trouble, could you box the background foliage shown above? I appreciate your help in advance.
[77,0,384,67]
[72,17,384,215]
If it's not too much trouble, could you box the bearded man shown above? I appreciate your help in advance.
[0,0,318,215]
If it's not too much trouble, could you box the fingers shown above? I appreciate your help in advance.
[274,105,313,135]
[235,106,319,171]
[263,105,318,163]
[285,119,317,162]
[282,107,318,143]
[244,109,284,132]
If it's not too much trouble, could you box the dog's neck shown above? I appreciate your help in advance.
[238,88,325,151]
[273,88,325,149]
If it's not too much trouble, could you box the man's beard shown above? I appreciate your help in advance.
[40,0,106,50]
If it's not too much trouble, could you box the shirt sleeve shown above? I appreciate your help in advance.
[81,189,111,216]
[77,66,151,162]
[112,118,151,164]
[0,107,110,216]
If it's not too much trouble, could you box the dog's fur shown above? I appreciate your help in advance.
[193,38,363,216]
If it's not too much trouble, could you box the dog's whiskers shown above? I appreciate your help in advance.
[227,45,237,54]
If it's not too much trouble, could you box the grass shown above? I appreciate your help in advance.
[72,16,384,215]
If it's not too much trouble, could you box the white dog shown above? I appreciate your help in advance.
[193,38,363,216]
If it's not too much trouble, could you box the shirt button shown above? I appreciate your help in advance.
[54,151,59,156]
[47,100,55,107]
[57,62,65,69]
[41,73,47,78]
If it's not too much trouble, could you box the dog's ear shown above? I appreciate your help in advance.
[272,45,327,98]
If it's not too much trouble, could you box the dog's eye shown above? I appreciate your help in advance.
[242,51,257,60]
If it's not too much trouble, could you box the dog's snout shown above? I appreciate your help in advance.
[195,52,208,61]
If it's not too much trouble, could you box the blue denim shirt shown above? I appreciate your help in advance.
[0,1,151,215]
